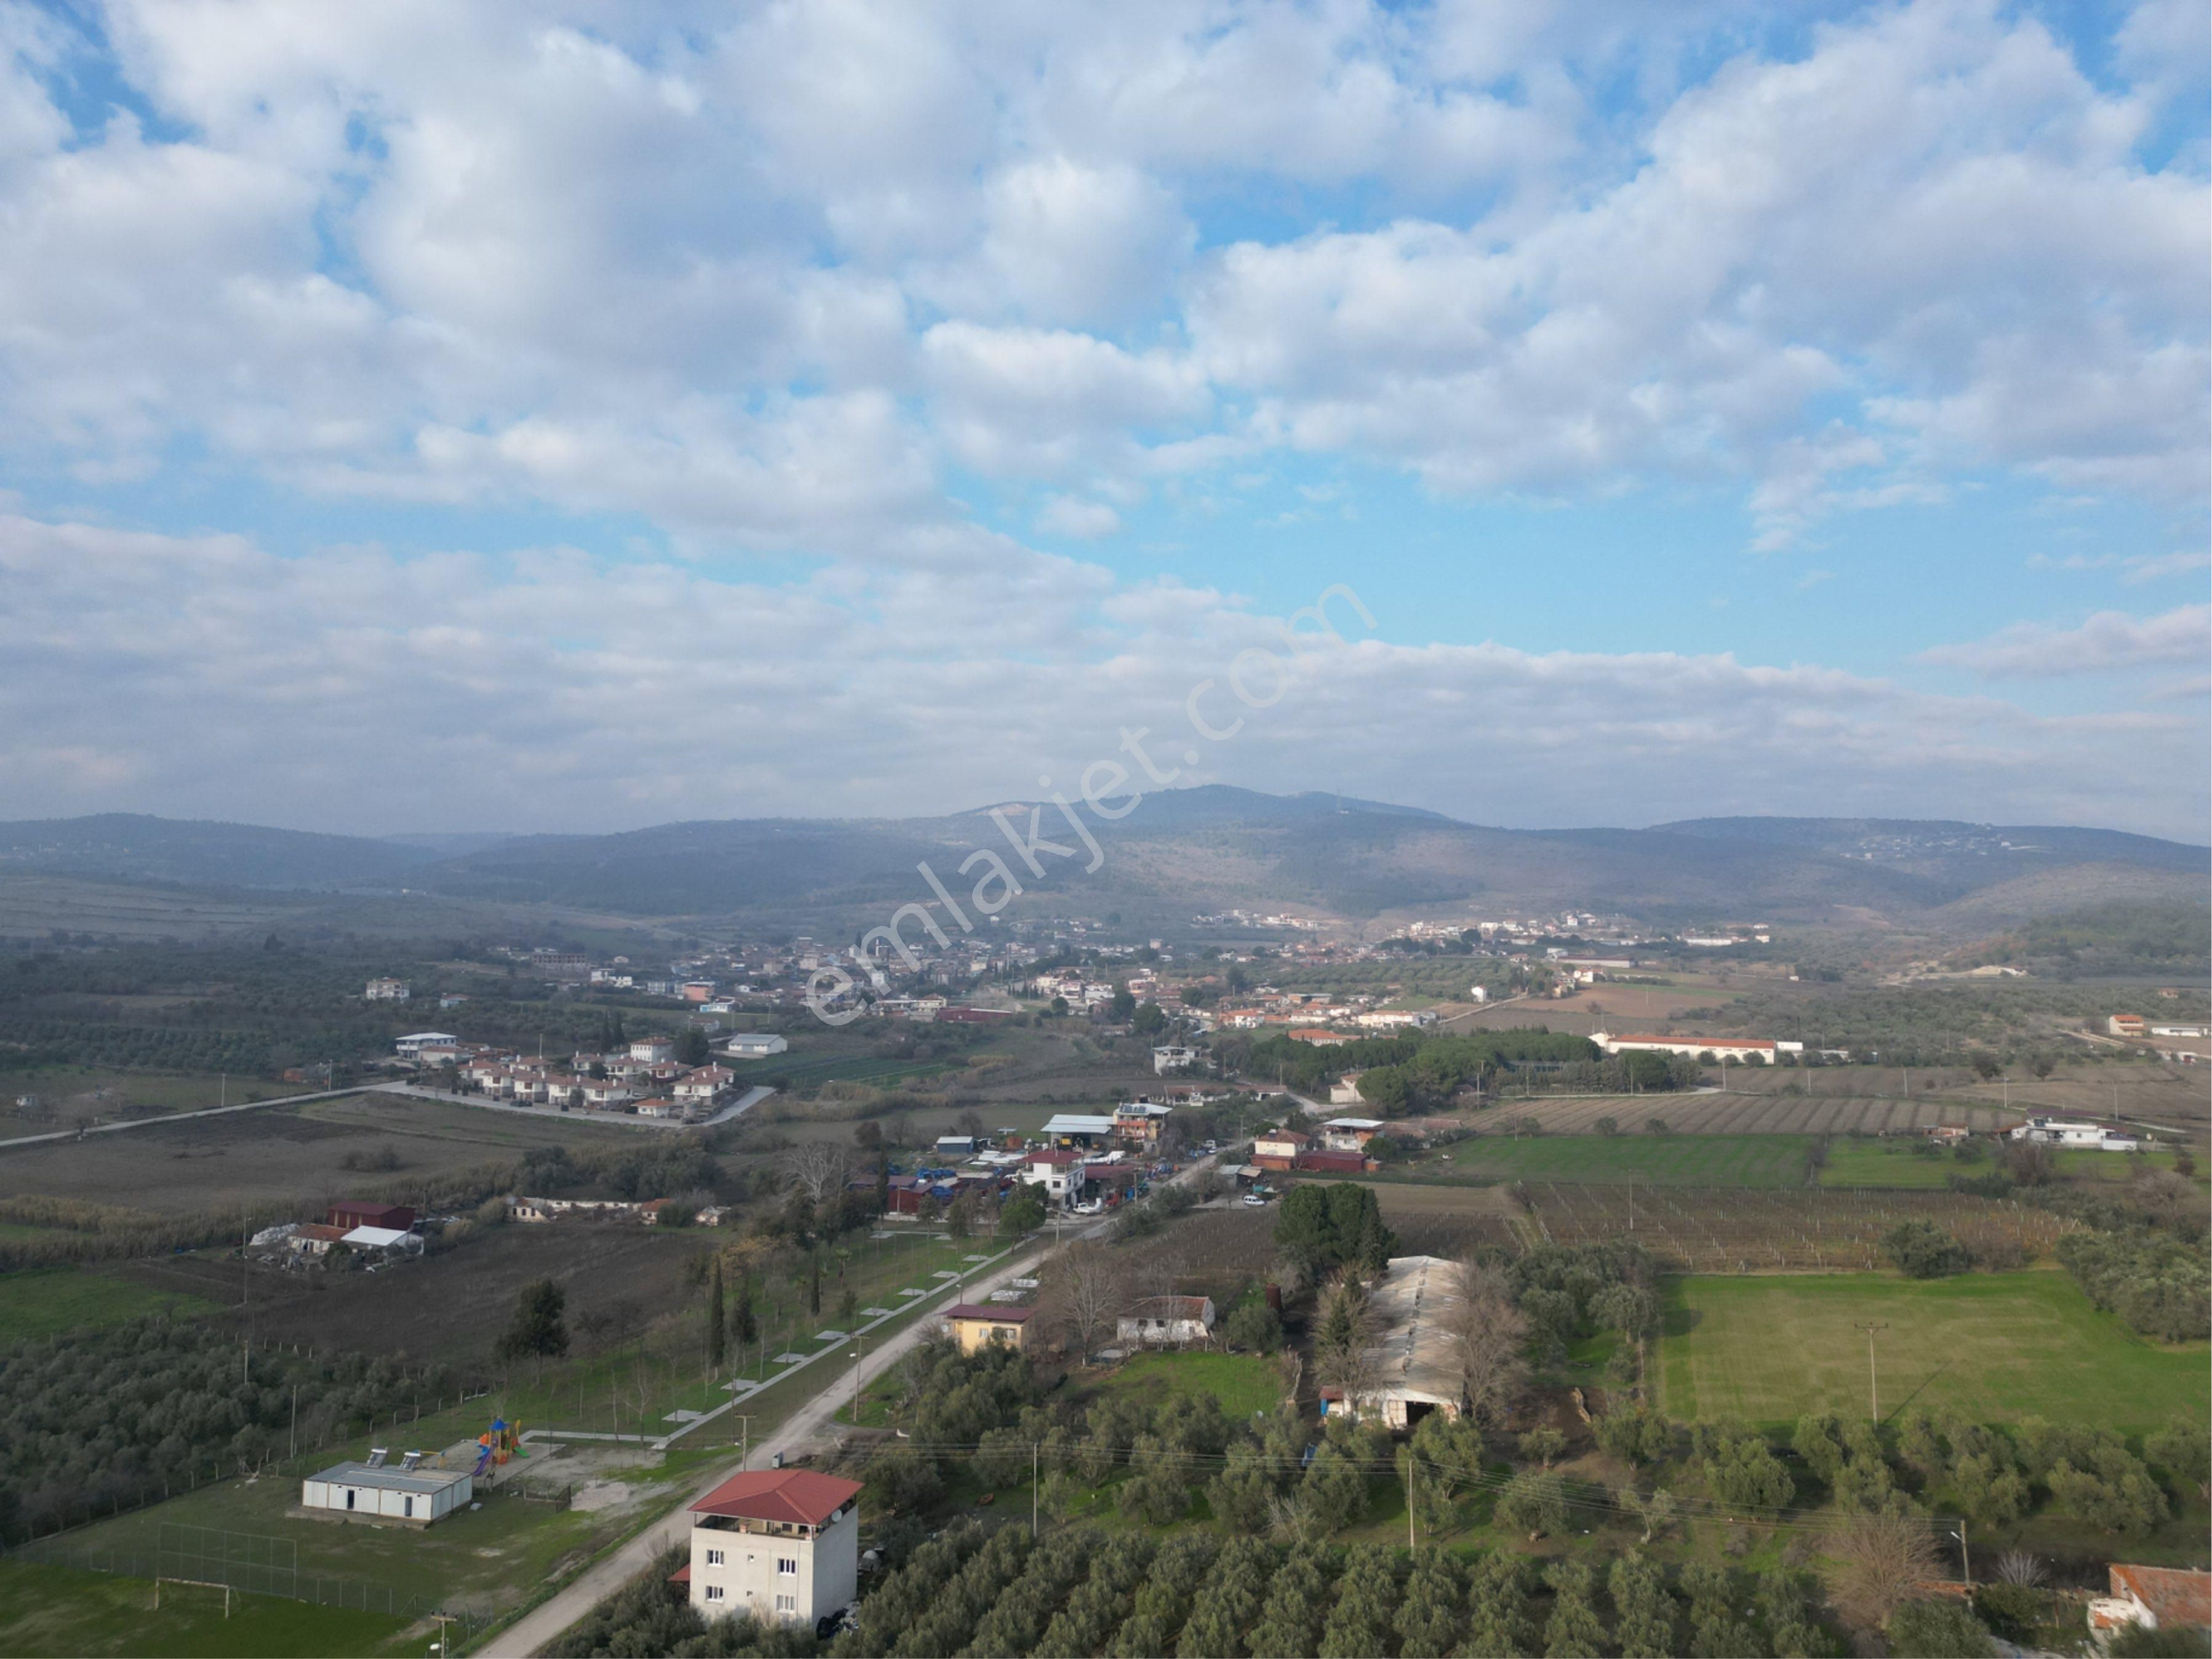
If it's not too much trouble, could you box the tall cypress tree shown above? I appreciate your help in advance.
[706,1256,727,1373]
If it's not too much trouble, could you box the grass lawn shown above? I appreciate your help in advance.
[1093,1351,1284,1422]
[0,1267,222,1341]
[1389,1133,1815,1188]
[1658,1271,2210,1434]
[0,1561,412,1658]
[1818,1138,2186,1189]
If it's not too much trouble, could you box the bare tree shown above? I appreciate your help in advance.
[1993,1551,2046,1588]
[1446,1259,1530,1426]
[781,1141,850,1210]
[1134,1245,1185,1307]
[1827,1508,1941,1632]
[1049,1242,1126,1362]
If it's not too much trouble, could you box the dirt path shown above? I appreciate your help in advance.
[0,1085,370,1152]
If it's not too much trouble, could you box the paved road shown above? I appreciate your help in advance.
[378,1082,776,1130]
[0,1085,372,1151]
[484,1159,1216,1657]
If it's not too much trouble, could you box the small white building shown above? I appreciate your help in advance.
[394,1031,460,1058]
[1151,1044,1197,1074]
[1319,1117,1387,1153]
[686,1469,862,1626]
[628,1037,676,1063]
[2010,1116,2136,1150]
[365,978,411,1002]
[1117,1295,1216,1348]
[725,1033,789,1059]
[301,1456,470,1525]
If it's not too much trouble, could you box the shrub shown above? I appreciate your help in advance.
[1886,1599,1996,1657]
[1883,1219,1972,1278]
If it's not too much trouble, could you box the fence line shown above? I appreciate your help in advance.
[6,1533,487,1638]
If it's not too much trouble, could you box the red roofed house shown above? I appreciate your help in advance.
[688,1468,863,1626]
[2090,1564,2211,1644]
[1252,1127,1309,1171]
[1288,1027,1345,1046]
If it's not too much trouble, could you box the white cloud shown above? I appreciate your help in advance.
[0,512,2202,841]
[1035,496,1123,540]
[1920,604,2212,676]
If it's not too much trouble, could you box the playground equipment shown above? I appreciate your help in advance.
[470,1417,524,1477]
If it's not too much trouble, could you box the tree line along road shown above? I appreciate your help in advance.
[482,1157,1219,1657]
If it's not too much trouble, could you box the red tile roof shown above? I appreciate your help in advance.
[2112,1564,2212,1629]
[690,1469,863,1527]
[668,1564,691,1585]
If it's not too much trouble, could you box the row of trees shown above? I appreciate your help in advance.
[0,1315,465,1541]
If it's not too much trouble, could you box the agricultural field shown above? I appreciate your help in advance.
[1517,1183,2074,1273]
[0,1559,412,1658]
[0,1066,269,1129]
[1658,1271,2211,1434]
[1816,1137,2188,1189]
[0,1266,222,1341]
[1469,1087,2016,1138]
[1381,1133,1817,1189]
[0,1091,644,1218]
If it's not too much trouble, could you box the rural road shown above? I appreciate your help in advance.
[484,1157,1218,1657]
[0,1084,372,1151]
[379,1082,777,1129]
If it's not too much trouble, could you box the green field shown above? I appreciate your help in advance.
[1818,1138,2184,1189]
[1658,1271,2211,1433]
[0,1561,411,1658]
[1393,1133,1815,1188]
[1096,1351,1283,1422]
[0,1267,222,1341]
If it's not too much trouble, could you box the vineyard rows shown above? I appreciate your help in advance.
[1515,1183,2075,1273]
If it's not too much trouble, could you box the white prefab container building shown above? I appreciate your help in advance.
[300,1460,471,1525]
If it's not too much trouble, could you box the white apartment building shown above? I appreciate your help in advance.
[685,1469,862,1626]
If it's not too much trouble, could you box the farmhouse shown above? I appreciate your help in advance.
[300,1454,471,1525]
[2009,1116,2139,1151]
[1319,1117,1386,1153]
[1117,1295,1216,1348]
[1328,1073,1367,1106]
[1320,1255,1467,1431]
[1288,1027,1346,1045]
[2088,1564,2211,1642]
[2106,1013,2148,1038]
[725,1032,790,1058]
[364,978,411,1001]
[1251,1127,1309,1171]
[1151,1044,1197,1074]
[943,1303,1032,1354]
[685,1469,863,1626]
[329,1200,415,1232]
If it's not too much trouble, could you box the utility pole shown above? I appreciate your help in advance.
[1856,1322,1888,1422]
[1032,1442,1039,1537]
[737,1414,751,1472]
[1957,1517,1969,1583]
[1406,1452,1416,1550]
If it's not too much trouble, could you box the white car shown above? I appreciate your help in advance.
[1242,1192,1269,1207]
[1073,1199,1105,1215]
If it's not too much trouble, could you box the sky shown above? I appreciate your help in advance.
[0,0,2206,841]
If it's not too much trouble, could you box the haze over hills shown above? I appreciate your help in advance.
[0,792,2203,935]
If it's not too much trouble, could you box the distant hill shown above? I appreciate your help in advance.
[0,814,437,890]
[1,796,2202,931]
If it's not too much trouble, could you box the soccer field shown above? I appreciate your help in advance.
[1657,1271,2210,1433]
